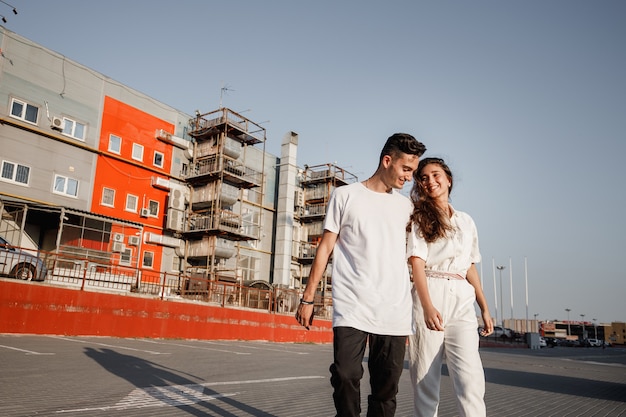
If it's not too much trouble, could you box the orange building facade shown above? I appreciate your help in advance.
[91,96,176,275]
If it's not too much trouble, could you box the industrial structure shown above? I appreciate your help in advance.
[0,26,356,312]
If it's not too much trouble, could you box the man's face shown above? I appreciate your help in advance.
[382,152,420,190]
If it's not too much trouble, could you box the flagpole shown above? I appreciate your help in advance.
[509,257,514,322]
[492,258,498,327]
[525,257,529,332]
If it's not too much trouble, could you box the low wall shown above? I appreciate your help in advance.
[0,279,332,343]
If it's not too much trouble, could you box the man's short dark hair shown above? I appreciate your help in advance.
[379,133,427,164]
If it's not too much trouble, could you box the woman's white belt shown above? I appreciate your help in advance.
[425,270,465,280]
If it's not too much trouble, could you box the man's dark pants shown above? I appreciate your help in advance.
[330,327,407,417]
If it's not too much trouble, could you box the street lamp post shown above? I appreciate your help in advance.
[593,318,598,339]
[497,265,505,326]
[565,308,571,336]
[534,313,539,332]
[580,314,585,339]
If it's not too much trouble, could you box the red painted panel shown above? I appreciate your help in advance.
[0,280,332,344]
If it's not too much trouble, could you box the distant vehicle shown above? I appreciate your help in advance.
[478,326,511,338]
[539,337,547,348]
[544,337,559,347]
[486,326,513,339]
[0,236,47,281]
[561,339,581,347]
[586,338,602,347]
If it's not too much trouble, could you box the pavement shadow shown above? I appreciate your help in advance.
[440,364,626,403]
[84,347,276,416]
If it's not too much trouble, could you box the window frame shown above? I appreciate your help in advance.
[101,187,115,207]
[53,174,79,198]
[61,117,86,141]
[132,143,144,162]
[1,160,31,186]
[9,98,39,125]
[125,194,138,213]
[119,247,132,266]
[108,134,122,154]
[148,200,159,217]
[142,250,154,269]
[153,150,164,168]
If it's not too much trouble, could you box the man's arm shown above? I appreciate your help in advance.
[295,230,338,329]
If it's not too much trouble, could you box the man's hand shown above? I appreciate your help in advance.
[295,303,314,330]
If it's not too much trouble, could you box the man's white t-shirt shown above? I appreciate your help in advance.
[324,182,414,336]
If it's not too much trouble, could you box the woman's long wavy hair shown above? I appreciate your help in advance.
[407,157,454,243]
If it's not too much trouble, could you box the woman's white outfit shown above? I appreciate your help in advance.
[407,207,486,417]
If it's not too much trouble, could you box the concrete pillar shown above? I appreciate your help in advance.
[272,132,299,287]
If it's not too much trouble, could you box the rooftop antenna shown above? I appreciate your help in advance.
[219,82,235,109]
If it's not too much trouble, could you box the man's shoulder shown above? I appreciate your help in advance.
[332,182,363,197]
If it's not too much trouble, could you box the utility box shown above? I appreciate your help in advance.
[527,332,541,349]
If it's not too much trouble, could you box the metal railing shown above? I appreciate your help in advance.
[2,244,332,320]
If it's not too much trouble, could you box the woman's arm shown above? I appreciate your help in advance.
[466,263,493,336]
[410,256,444,331]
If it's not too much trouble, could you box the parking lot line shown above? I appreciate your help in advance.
[0,343,55,355]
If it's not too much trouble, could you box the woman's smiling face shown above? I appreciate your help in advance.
[419,163,451,200]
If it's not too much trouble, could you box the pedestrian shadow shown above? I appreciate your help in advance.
[84,347,276,416]
[440,364,626,403]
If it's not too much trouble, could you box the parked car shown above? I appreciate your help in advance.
[492,326,513,339]
[585,338,602,347]
[0,236,47,281]
[544,337,559,347]
[539,337,547,348]
[561,339,581,347]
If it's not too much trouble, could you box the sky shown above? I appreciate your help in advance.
[4,0,625,325]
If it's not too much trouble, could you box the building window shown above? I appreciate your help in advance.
[142,251,154,268]
[120,248,132,266]
[132,143,144,162]
[109,134,121,154]
[53,175,79,197]
[101,187,115,207]
[62,118,86,141]
[153,151,164,168]
[148,200,159,217]
[1,160,30,185]
[10,98,39,124]
[125,194,138,212]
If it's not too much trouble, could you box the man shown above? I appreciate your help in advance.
[296,133,427,417]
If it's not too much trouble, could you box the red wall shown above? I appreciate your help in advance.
[0,280,332,343]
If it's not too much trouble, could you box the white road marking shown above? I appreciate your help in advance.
[55,376,325,413]
[198,340,310,354]
[50,336,170,355]
[0,344,55,355]
[140,339,252,355]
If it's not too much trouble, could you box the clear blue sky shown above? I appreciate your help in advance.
[5,1,625,324]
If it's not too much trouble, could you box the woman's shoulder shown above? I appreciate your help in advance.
[452,208,478,227]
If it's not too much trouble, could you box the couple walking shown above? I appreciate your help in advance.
[295,133,493,417]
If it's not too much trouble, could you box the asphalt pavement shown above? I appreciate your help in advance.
[0,335,624,416]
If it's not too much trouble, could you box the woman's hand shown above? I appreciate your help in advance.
[423,305,444,331]
[480,311,493,336]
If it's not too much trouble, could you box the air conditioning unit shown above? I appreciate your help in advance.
[168,189,185,210]
[112,242,125,252]
[128,235,140,246]
[51,117,65,131]
[166,208,184,232]
[295,190,305,207]
[113,233,124,242]
[140,208,150,217]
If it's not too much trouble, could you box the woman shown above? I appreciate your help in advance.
[406,157,493,417]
